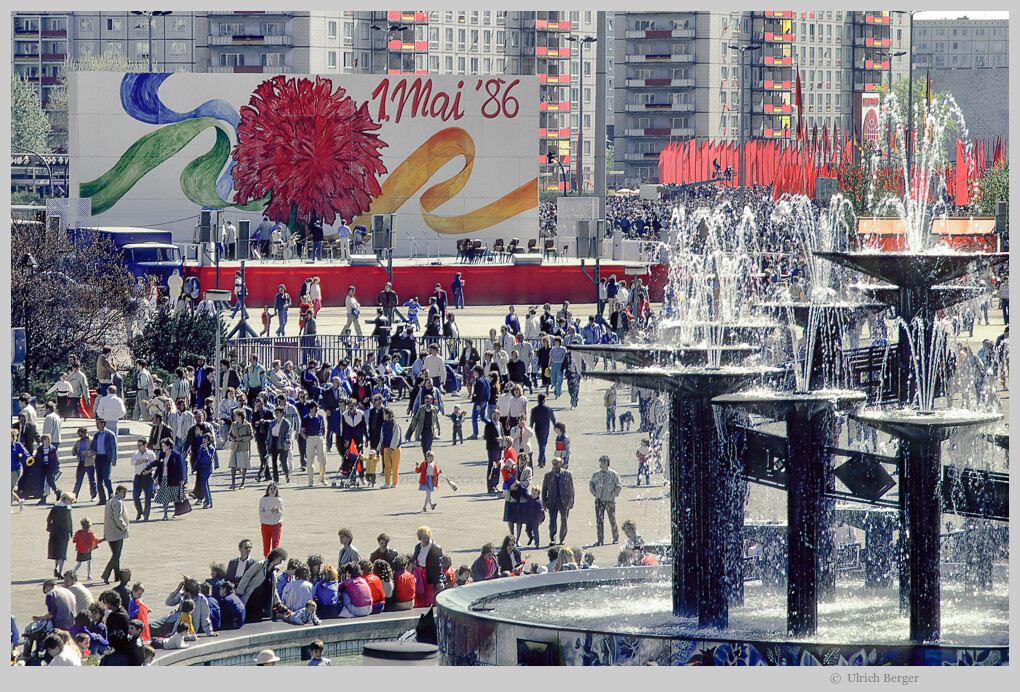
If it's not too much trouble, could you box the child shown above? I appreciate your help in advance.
[440,555,456,588]
[553,423,570,468]
[72,517,103,580]
[363,450,379,487]
[127,582,151,643]
[621,520,646,557]
[523,486,545,549]
[289,600,321,626]
[74,633,92,660]
[153,622,191,650]
[448,405,466,445]
[416,451,441,512]
[308,639,331,666]
[636,439,651,486]
[177,599,198,641]
[260,306,273,337]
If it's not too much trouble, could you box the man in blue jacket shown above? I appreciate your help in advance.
[319,377,345,453]
[469,366,490,439]
[35,435,60,505]
[529,394,557,468]
[217,582,245,631]
[89,419,118,506]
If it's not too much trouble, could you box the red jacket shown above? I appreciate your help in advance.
[415,460,439,486]
[365,573,386,606]
[393,571,416,603]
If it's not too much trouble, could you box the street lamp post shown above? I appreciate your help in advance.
[548,151,568,195]
[906,11,916,183]
[131,11,172,72]
[728,42,760,196]
[566,35,596,194]
[13,148,55,199]
[877,49,907,158]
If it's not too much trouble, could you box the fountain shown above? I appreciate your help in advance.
[435,96,1007,665]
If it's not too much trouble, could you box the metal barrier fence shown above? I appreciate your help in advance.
[228,334,498,368]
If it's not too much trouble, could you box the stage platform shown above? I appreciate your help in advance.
[184,255,668,307]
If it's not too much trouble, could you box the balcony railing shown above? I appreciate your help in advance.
[625,102,694,112]
[626,53,693,63]
[625,78,694,88]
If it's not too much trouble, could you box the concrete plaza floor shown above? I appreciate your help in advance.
[8,301,1009,634]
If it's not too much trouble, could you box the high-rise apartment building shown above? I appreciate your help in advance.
[613,10,911,185]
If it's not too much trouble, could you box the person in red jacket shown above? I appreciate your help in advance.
[387,555,416,611]
[359,560,386,614]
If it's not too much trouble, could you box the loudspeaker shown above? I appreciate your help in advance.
[350,255,378,266]
[48,214,61,232]
[815,177,838,205]
[371,214,393,252]
[236,219,250,260]
[513,253,544,266]
[995,201,1007,234]
[198,208,221,243]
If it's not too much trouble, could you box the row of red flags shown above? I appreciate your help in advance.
[657,133,1006,204]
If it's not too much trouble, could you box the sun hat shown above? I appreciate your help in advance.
[255,649,280,665]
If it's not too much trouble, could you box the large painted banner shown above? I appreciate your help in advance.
[69,72,539,255]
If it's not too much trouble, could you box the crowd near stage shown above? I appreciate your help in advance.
[183,257,669,308]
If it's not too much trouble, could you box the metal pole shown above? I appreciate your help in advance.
[738,49,745,194]
[594,11,608,318]
[148,14,153,73]
[576,41,584,195]
[214,303,221,406]
[906,13,914,181]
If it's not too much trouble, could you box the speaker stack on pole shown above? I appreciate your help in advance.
[995,201,1007,251]
[237,219,251,261]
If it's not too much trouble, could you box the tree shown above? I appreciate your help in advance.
[11,221,139,387]
[836,142,900,219]
[129,309,225,375]
[978,159,1008,221]
[11,75,51,155]
[884,76,961,161]
[606,141,614,175]
[47,54,147,152]
[11,190,44,206]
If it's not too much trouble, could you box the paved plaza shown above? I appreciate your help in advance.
[8,302,1009,634]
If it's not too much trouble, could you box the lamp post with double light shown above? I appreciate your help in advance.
[130,11,172,72]
[565,34,596,194]
[728,42,760,195]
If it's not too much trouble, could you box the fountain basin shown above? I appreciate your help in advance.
[815,251,1008,289]
[851,408,1002,444]
[436,568,1007,666]
[752,302,885,328]
[568,343,759,368]
[585,365,785,398]
[713,389,867,419]
[852,284,989,313]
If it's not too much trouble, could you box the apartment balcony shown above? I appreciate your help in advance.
[535,19,570,31]
[41,53,68,62]
[753,31,795,42]
[537,73,569,84]
[41,76,58,85]
[625,78,693,88]
[388,11,428,23]
[538,101,571,111]
[41,29,67,38]
[208,65,294,74]
[206,11,294,18]
[14,54,40,62]
[626,102,694,113]
[625,28,695,39]
[388,39,429,52]
[536,46,571,57]
[624,127,694,138]
[762,79,794,90]
[620,151,663,162]
[625,53,694,64]
[853,35,891,48]
[759,55,794,66]
[852,81,880,92]
[759,104,793,114]
[208,34,293,46]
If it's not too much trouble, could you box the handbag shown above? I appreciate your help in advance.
[352,308,360,318]
[173,497,193,516]
[544,367,551,378]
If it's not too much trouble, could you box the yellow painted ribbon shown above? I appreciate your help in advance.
[355,127,537,236]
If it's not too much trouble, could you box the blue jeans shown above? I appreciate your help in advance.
[197,465,212,506]
[95,454,113,504]
[276,310,288,336]
[536,439,548,467]
[453,288,464,308]
[420,429,434,454]
[606,406,616,431]
[133,474,153,519]
[471,401,486,437]
[312,241,322,260]
[73,463,97,500]
[550,362,564,396]
[231,301,249,319]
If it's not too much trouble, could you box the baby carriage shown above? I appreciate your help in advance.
[332,440,363,489]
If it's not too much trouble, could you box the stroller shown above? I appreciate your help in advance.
[332,440,363,489]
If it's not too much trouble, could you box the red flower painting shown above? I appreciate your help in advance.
[231,75,387,225]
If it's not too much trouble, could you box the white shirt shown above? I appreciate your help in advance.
[345,294,360,313]
[417,541,432,568]
[21,404,38,428]
[259,496,284,525]
[617,286,630,305]
[524,315,541,340]
[423,354,446,381]
[508,395,528,419]
[45,646,82,666]
[94,394,127,422]
[43,412,62,445]
[501,333,517,354]
[132,448,157,476]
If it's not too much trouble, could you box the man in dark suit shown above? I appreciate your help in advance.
[89,418,118,505]
[319,377,345,453]
[219,358,241,394]
[367,395,386,451]
[147,413,173,452]
[217,581,245,630]
[483,409,503,494]
[265,407,291,484]
[541,456,575,546]
[226,539,257,586]
[528,393,557,468]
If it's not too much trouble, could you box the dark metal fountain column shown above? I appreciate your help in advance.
[669,395,699,616]
[901,432,942,643]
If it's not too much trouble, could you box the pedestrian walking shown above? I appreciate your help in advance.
[541,457,575,546]
[588,455,622,546]
[258,483,284,557]
[46,492,74,578]
[101,486,130,584]
[416,451,441,512]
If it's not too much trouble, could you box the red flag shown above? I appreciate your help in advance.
[795,71,804,141]
[955,139,968,205]
[978,140,985,176]
[688,139,696,185]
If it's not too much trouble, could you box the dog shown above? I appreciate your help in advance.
[618,411,634,431]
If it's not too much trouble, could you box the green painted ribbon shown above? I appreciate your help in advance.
[80,117,267,215]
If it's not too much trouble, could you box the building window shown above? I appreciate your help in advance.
[328,21,337,39]
[445,56,453,72]
[470,57,478,73]
[135,41,149,57]
[483,58,491,72]
[220,53,242,66]
[457,57,466,73]
[171,41,186,56]
[263,23,284,36]
[496,58,505,72]
[445,28,453,50]
[429,55,439,72]
[262,53,283,67]
[105,41,123,56]
[79,18,95,32]
[170,18,187,33]
[470,11,478,24]
[429,27,439,46]
[106,18,122,32]
[328,51,337,69]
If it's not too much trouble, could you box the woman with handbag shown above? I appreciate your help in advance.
[502,450,532,543]
[195,433,216,509]
[46,492,75,577]
[146,438,188,521]
[69,427,96,503]
[536,334,552,394]
[227,409,253,490]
